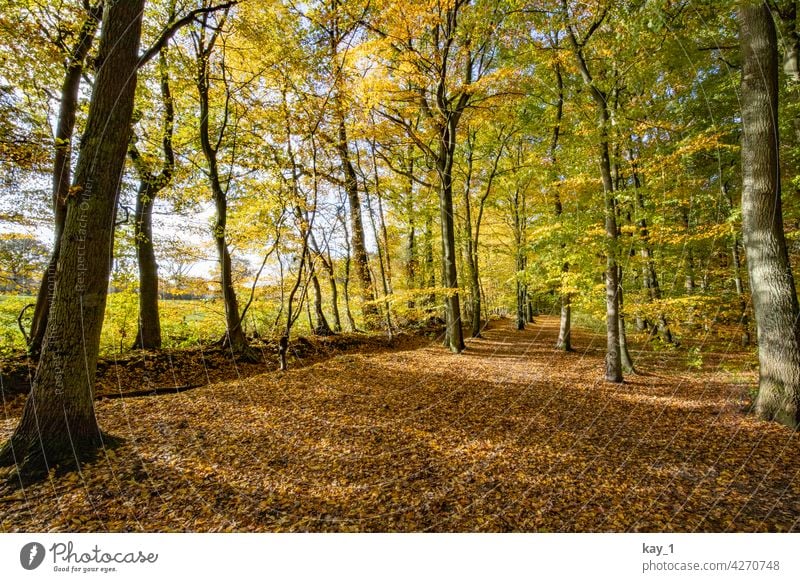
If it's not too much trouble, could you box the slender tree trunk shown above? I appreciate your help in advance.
[308,256,332,336]
[462,132,482,337]
[28,4,102,356]
[195,18,254,360]
[132,183,161,349]
[0,0,145,478]
[564,5,622,380]
[618,266,636,373]
[740,1,800,428]
[557,279,572,351]
[424,212,436,308]
[338,210,358,331]
[129,49,174,350]
[437,122,465,353]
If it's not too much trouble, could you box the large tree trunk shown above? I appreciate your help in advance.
[28,4,103,356]
[740,1,800,428]
[0,0,144,478]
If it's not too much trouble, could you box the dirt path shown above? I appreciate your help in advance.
[1,317,798,532]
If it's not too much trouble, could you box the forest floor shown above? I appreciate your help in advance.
[1,316,798,532]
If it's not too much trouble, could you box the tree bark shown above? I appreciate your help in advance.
[129,49,175,350]
[195,12,255,360]
[0,0,145,478]
[28,4,103,356]
[563,3,622,381]
[740,0,800,428]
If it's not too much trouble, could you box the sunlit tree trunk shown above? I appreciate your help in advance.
[0,0,145,478]
[28,4,103,356]
[740,0,800,428]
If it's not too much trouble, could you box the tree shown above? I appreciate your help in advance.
[192,4,257,360]
[128,47,176,350]
[0,0,146,479]
[562,1,624,382]
[0,234,49,293]
[740,0,800,428]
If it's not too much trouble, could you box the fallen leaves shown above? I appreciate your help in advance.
[0,316,798,532]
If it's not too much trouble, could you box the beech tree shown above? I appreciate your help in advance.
[739,0,800,428]
[0,0,146,478]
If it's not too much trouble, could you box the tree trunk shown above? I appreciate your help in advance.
[564,4,622,381]
[740,0,800,428]
[618,266,636,373]
[28,5,102,356]
[0,0,145,478]
[195,19,255,361]
[308,256,333,336]
[130,49,174,350]
[132,183,161,349]
[437,121,465,353]
[556,282,572,351]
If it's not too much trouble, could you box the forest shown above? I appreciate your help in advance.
[0,0,799,532]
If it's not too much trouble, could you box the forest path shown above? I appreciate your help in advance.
[2,316,799,532]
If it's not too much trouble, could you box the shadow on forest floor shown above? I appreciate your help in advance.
[1,316,797,532]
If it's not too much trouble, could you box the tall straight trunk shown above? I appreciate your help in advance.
[404,153,417,309]
[462,133,482,337]
[328,8,377,327]
[0,0,144,477]
[336,117,378,326]
[437,120,465,353]
[618,266,636,373]
[129,49,174,350]
[195,16,253,360]
[550,60,572,351]
[28,4,103,356]
[564,6,622,381]
[740,1,800,428]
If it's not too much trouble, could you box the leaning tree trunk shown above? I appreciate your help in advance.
[0,0,145,478]
[28,5,102,356]
[740,0,800,428]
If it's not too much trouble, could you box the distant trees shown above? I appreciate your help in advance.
[0,234,49,293]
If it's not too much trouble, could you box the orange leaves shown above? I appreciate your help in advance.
[0,317,797,532]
